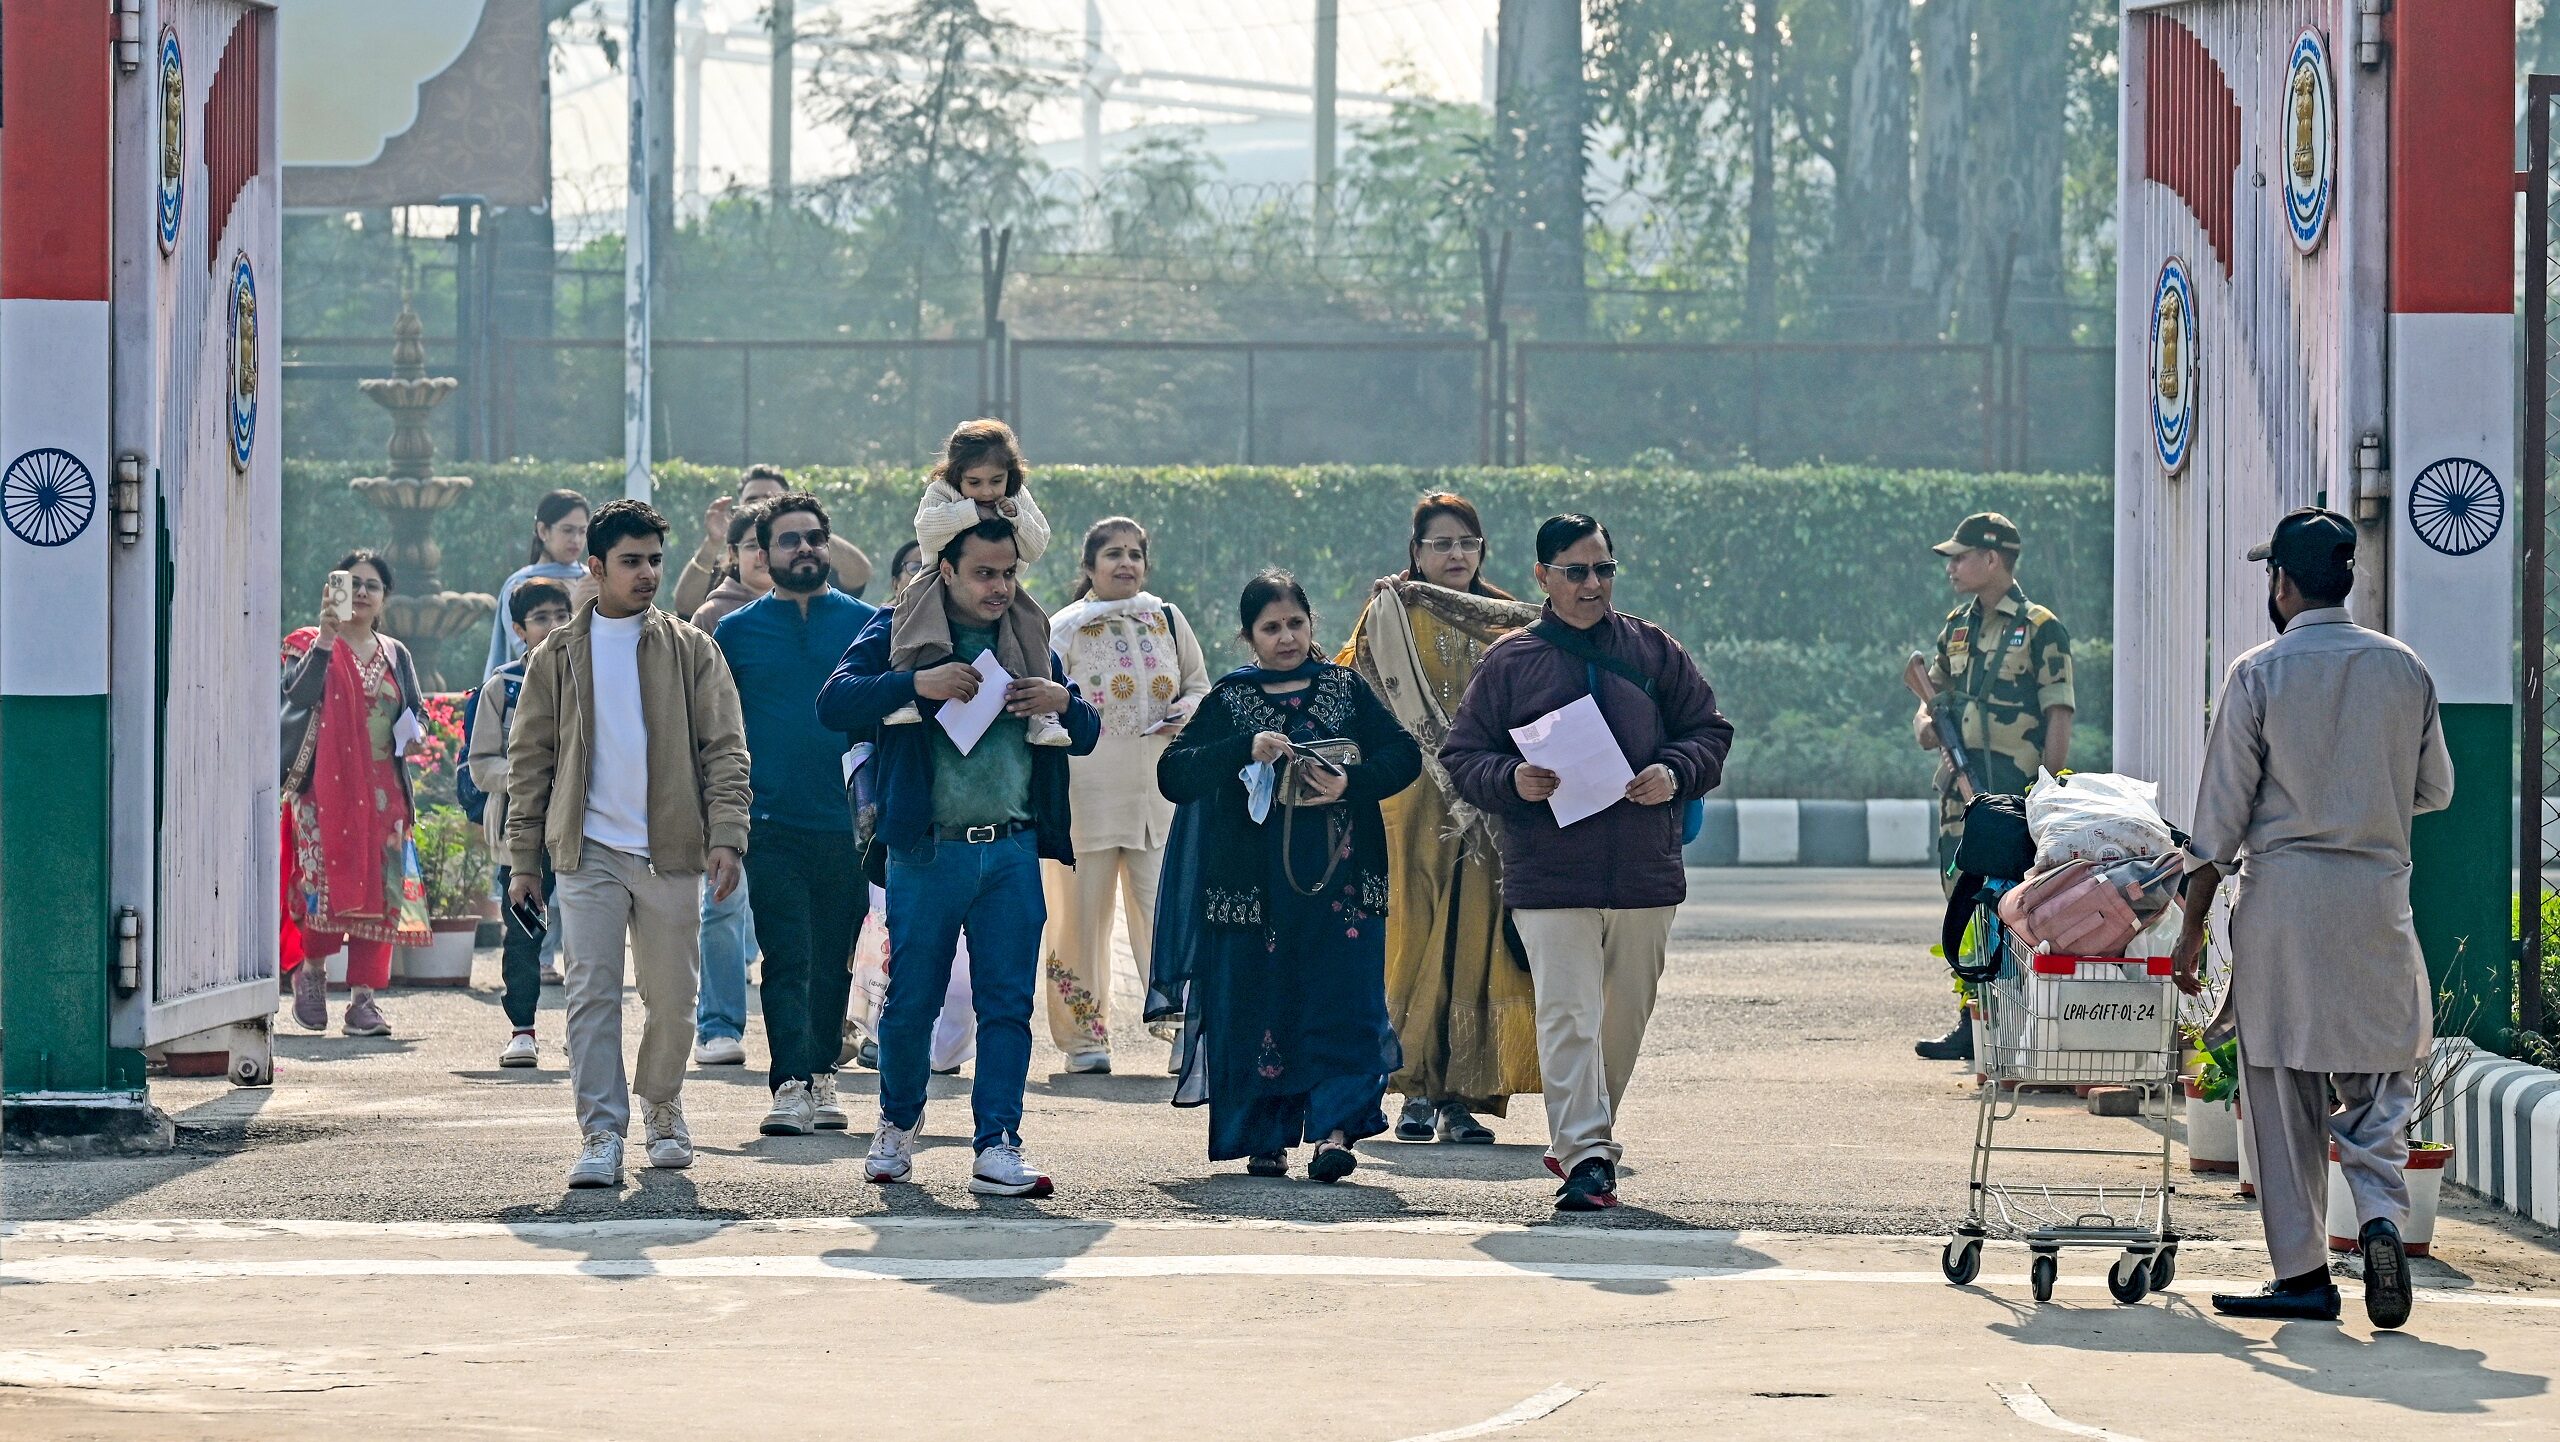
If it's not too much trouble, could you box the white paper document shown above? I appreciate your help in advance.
[935,650,1014,757]
[1508,694,1635,829]
[392,708,424,756]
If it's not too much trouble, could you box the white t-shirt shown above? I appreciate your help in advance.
[582,611,653,857]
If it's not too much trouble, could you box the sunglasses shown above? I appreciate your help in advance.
[1541,561,1621,584]
[1417,536,1485,555]
[769,528,829,553]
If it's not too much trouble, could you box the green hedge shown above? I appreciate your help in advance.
[284,460,2112,797]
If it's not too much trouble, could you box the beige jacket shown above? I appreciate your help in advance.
[503,600,753,877]
[467,677,516,853]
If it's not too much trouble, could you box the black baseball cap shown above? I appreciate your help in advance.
[2247,506,2357,573]
[1931,512,2022,556]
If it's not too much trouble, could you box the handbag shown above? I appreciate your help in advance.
[1278,739,1360,897]
[1953,792,2034,881]
[1996,858,2144,957]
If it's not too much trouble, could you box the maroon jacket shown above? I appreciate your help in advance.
[1442,607,1734,911]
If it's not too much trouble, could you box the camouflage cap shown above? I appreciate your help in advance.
[1931,512,2022,557]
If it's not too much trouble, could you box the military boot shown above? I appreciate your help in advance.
[1914,1006,1974,1062]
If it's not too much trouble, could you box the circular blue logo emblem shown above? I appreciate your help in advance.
[2,448,97,548]
[2149,257,2198,476]
[2407,457,2503,557]
[229,253,258,471]
[158,28,184,255]
[2283,30,2333,254]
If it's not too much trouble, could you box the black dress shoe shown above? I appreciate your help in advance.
[2361,1218,2413,1330]
[1914,1011,1975,1062]
[2211,1278,2342,1321]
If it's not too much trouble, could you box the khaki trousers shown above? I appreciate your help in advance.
[1511,905,1677,1172]
[2239,1059,2415,1278]
[556,844,702,1138]
[1040,847,1164,1053]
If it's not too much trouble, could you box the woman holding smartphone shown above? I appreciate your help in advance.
[1038,518,1212,1076]
[280,551,429,1037]
[1153,571,1421,1180]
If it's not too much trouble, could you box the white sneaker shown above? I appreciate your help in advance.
[810,1073,851,1129]
[642,1099,694,1168]
[1065,1050,1112,1075]
[1026,712,1072,747]
[497,1032,538,1068]
[567,1131,623,1189]
[760,1079,816,1136]
[693,1035,746,1067]
[881,703,923,726]
[865,1117,916,1183]
[970,1143,1054,1198]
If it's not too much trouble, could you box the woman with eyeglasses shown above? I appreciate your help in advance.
[1338,493,1543,1145]
[280,550,430,1039]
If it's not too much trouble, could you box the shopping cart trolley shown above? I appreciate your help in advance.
[1940,920,2183,1305]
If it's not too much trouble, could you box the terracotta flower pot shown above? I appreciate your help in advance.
[2183,1080,2240,1173]
[395,918,479,987]
[2327,1140,2453,1258]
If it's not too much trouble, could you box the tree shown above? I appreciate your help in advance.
[1963,0,2068,342]
[1829,0,1914,333]
[1912,0,1971,336]
[803,0,1052,338]
[1495,0,1590,338]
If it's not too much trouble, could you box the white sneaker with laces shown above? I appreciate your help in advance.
[1064,1050,1112,1075]
[865,1118,916,1183]
[642,1099,694,1169]
[881,703,923,726]
[498,1032,538,1068]
[1026,712,1072,747]
[810,1073,850,1129]
[567,1131,624,1189]
[693,1035,746,1067]
[761,1079,816,1136]
[970,1142,1054,1198]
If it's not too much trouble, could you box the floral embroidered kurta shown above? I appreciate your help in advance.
[1048,592,1212,852]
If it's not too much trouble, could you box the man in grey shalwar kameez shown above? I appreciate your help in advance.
[2171,508,2453,1331]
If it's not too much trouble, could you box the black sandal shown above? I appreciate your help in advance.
[1307,1141,1358,1184]
[1246,1151,1289,1177]
[1394,1098,1437,1142]
[1437,1103,1495,1144]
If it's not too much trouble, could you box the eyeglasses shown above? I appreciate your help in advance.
[1542,561,1621,584]
[769,529,829,553]
[1417,536,1485,555]
[346,578,385,596]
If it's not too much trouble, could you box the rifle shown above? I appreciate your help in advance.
[1904,651,1980,803]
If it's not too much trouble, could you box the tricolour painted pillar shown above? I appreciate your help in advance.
[0,4,148,1115]
[2388,2,2516,1045]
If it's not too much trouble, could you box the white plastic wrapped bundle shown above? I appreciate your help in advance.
[2026,769,2176,870]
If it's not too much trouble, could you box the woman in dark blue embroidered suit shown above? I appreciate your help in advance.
[1154,571,1423,1181]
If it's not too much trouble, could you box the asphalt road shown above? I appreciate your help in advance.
[4,868,2554,1438]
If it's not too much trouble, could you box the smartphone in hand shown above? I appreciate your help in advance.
[508,893,548,942]
[322,569,355,625]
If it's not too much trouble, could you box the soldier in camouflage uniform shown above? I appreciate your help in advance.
[1911,512,2075,1060]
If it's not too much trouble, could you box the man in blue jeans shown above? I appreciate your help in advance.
[715,494,877,1135]
[818,517,1099,1196]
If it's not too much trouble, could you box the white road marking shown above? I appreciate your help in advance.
[1994,1382,2146,1441]
[1393,1384,1587,1442]
[4,1252,2558,1310]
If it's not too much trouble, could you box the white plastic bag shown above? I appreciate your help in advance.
[2025,769,2174,870]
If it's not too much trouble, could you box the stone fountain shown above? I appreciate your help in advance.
[348,298,495,690]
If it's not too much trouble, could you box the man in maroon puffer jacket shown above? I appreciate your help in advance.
[1443,514,1734,1211]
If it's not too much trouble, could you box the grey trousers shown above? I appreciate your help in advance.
[2239,1058,2416,1278]
[1511,906,1677,1172]
[556,843,703,1139]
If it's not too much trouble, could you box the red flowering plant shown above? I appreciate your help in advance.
[407,692,472,810]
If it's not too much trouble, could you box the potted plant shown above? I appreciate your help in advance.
[2181,1027,2241,1174]
[2324,981,2482,1259]
[396,803,487,986]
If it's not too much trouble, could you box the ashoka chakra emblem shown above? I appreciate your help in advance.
[2406,457,2503,557]
[2,448,96,548]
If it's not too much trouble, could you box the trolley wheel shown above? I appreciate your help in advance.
[2149,1245,2177,1290]
[2030,1252,2058,1303]
[2107,1251,2151,1305]
[1941,1236,1983,1286]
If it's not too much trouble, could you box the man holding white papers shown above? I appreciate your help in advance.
[1443,515,1733,1211]
[817,517,1101,1197]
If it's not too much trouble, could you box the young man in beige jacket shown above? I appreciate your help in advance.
[506,499,753,1191]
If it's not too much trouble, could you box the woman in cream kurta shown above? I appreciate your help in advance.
[1339,493,1543,1142]
[1042,519,1212,1069]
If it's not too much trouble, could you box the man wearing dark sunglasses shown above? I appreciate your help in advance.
[712,494,880,1138]
[1442,514,1734,1212]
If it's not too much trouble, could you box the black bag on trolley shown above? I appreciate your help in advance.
[1941,792,2032,982]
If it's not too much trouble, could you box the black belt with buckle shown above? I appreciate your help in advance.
[933,820,1029,844]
